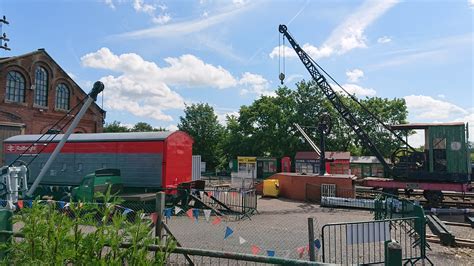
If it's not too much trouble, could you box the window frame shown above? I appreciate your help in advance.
[34,66,49,107]
[55,83,70,111]
[5,71,26,103]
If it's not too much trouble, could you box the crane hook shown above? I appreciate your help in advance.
[279,72,285,85]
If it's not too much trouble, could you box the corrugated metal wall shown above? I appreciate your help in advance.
[192,155,201,181]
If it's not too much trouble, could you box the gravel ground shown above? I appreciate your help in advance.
[166,196,474,265]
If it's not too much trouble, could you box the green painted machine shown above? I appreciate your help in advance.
[71,169,123,202]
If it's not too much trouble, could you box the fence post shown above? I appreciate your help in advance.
[155,192,165,240]
[307,217,315,261]
[384,240,402,266]
[0,209,12,259]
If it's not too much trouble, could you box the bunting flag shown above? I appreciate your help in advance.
[266,250,275,257]
[192,208,200,220]
[203,209,211,222]
[25,200,33,208]
[175,206,183,215]
[199,191,204,198]
[186,209,194,219]
[122,208,132,216]
[106,203,112,208]
[79,202,84,208]
[231,192,237,199]
[297,246,306,258]
[251,245,261,255]
[212,217,222,225]
[224,226,233,239]
[207,191,213,197]
[58,201,65,209]
[239,236,247,245]
[64,202,70,208]
[17,200,24,209]
[314,239,321,249]
[150,212,158,224]
[164,208,172,219]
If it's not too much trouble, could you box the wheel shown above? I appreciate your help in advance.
[423,190,443,207]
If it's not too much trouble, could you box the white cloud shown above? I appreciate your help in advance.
[332,83,376,97]
[437,94,445,99]
[269,44,333,60]
[133,0,156,14]
[216,111,239,125]
[152,14,171,24]
[469,0,474,8]
[81,48,269,121]
[270,0,399,59]
[166,124,179,131]
[346,68,364,83]
[377,36,392,44]
[404,95,468,120]
[117,4,251,39]
[233,0,249,6]
[102,0,115,9]
[239,72,274,96]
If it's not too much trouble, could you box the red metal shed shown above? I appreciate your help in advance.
[3,131,194,189]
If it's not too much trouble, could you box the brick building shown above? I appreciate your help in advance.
[0,49,105,161]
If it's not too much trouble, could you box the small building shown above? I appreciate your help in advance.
[326,151,351,175]
[295,151,351,175]
[4,131,193,189]
[257,157,278,179]
[350,156,385,178]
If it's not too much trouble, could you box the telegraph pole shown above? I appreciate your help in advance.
[0,15,10,51]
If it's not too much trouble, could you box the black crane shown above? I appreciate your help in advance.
[278,24,423,180]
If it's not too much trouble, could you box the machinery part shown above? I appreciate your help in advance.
[294,123,321,156]
[318,113,332,135]
[27,81,104,197]
[426,214,455,246]
[382,188,399,197]
[423,190,444,207]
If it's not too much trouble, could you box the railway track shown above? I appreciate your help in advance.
[355,187,474,208]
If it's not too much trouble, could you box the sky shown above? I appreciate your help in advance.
[0,0,473,147]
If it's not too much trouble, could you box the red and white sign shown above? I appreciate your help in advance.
[4,144,41,154]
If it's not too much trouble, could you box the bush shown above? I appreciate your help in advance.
[0,190,175,265]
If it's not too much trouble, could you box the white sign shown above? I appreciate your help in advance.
[346,221,390,244]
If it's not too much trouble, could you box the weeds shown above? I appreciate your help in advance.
[0,188,175,265]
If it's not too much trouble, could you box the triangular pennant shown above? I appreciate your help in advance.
[64,202,70,208]
[266,250,275,257]
[186,209,193,219]
[239,236,247,245]
[175,206,183,215]
[207,191,213,197]
[297,246,305,258]
[150,212,158,224]
[251,245,261,255]
[192,208,199,220]
[212,216,222,225]
[122,208,132,216]
[203,209,211,222]
[79,202,84,208]
[25,200,32,208]
[58,201,65,209]
[199,191,204,198]
[224,226,233,239]
[164,208,172,219]
[17,200,23,209]
[314,239,321,249]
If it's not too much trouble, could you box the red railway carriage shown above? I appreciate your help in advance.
[3,131,193,190]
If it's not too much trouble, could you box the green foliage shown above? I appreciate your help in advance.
[104,121,166,133]
[0,190,175,265]
[222,80,409,161]
[178,103,225,170]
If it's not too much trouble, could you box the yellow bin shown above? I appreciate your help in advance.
[263,179,280,197]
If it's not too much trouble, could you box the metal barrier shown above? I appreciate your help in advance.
[321,217,428,265]
[198,187,257,219]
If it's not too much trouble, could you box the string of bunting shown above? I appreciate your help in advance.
[149,206,322,258]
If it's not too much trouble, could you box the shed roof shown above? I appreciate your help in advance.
[295,151,351,160]
[4,131,178,143]
[390,122,464,130]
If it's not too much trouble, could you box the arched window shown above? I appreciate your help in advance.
[34,66,48,106]
[55,83,70,110]
[6,71,26,103]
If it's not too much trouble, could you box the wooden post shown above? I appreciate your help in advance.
[155,192,165,240]
[308,217,316,261]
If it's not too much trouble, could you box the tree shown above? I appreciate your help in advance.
[178,103,225,171]
[132,122,166,132]
[103,121,129,133]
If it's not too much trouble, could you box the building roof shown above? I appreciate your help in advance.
[4,131,178,143]
[0,49,105,114]
[295,151,351,160]
[350,156,380,164]
[390,122,465,130]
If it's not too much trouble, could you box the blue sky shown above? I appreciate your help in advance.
[1,0,473,146]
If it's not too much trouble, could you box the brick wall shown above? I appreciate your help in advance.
[0,49,104,134]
